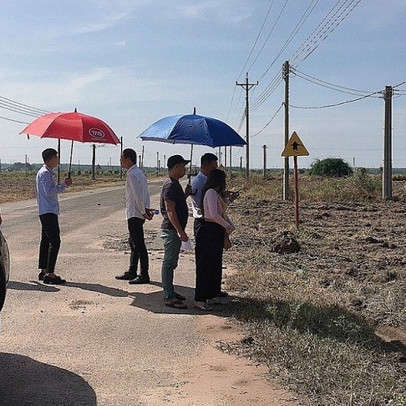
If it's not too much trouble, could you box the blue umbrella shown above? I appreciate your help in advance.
[139,114,246,147]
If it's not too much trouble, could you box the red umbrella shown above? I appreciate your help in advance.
[20,111,120,144]
[20,110,120,175]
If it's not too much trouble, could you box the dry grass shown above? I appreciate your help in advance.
[222,173,406,406]
[0,172,124,203]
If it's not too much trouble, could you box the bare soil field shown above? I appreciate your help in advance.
[222,174,406,405]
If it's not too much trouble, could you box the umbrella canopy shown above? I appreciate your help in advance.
[139,114,246,147]
[20,111,120,145]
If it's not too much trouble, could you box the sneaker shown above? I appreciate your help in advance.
[129,275,150,284]
[115,271,136,280]
[43,275,66,285]
[194,301,213,311]
[38,272,46,281]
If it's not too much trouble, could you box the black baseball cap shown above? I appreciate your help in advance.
[167,154,191,169]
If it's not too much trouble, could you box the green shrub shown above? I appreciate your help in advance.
[309,158,353,177]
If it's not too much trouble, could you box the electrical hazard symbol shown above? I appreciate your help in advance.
[281,131,309,157]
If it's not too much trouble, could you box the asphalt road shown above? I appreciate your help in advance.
[0,182,206,406]
[0,182,297,406]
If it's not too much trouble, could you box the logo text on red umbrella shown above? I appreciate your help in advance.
[89,128,105,139]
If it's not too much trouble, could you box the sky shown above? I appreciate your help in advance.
[0,0,405,169]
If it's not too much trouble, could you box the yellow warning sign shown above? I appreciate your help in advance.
[281,131,309,157]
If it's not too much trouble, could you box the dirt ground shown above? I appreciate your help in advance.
[226,195,406,354]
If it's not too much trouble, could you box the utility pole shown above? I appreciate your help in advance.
[382,85,393,200]
[141,145,145,168]
[283,61,290,200]
[263,145,267,179]
[237,72,258,177]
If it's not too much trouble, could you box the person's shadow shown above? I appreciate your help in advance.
[8,280,233,316]
[0,353,96,406]
[128,281,233,315]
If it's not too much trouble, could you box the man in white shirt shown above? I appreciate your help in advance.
[36,148,72,284]
[116,148,153,284]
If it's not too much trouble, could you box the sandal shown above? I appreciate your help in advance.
[165,298,187,309]
[194,301,213,311]
[174,292,186,301]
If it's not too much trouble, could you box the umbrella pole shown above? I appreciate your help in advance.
[68,140,74,178]
[57,139,61,183]
[188,144,193,182]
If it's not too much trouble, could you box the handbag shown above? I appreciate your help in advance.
[224,233,232,250]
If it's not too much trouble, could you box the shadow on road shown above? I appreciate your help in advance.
[8,280,234,316]
[0,353,96,406]
[129,282,233,316]
[66,282,130,297]
[8,281,60,293]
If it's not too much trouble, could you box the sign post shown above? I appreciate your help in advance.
[281,131,309,229]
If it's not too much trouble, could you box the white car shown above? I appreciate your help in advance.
[0,229,10,311]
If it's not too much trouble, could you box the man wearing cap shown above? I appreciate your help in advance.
[160,154,190,309]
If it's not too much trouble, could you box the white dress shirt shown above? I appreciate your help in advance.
[36,164,67,216]
[125,164,150,220]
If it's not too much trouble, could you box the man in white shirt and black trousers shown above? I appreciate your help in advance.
[116,148,153,284]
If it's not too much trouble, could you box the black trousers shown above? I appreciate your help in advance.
[39,213,61,273]
[193,217,203,238]
[194,220,225,302]
[128,217,149,276]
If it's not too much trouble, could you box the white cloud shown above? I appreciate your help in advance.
[170,0,252,23]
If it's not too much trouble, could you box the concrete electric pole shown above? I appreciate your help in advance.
[236,72,258,177]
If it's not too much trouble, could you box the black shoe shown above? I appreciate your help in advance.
[129,275,150,284]
[219,291,229,297]
[43,275,66,285]
[38,272,46,281]
[115,271,136,280]
[175,292,186,301]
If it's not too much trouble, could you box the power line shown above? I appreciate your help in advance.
[0,101,42,118]
[0,115,30,124]
[0,94,51,124]
[257,0,319,82]
[250,103,283,138]
[289,89,382,109]
[249,1,319,111]
[0,96,51,115]
[236,0,276,80]
[236,108,246,133]
[250,0,363,111]
[290,0,362,67]
[291,67,377,96]
[251,72,283,111]
[246,0,290,73]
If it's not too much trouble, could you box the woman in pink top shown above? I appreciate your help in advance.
[194,169,235,311]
